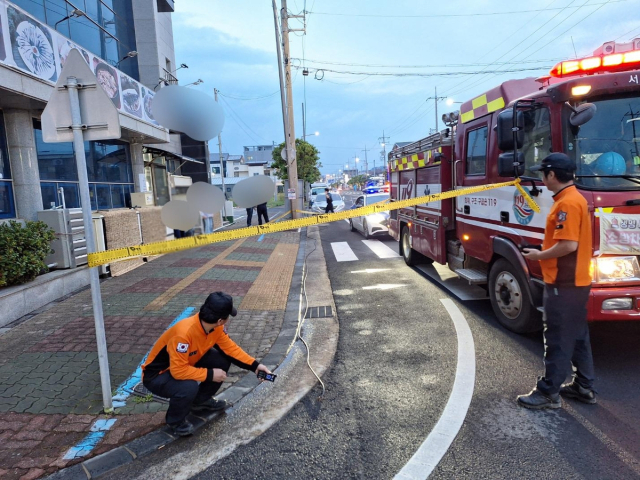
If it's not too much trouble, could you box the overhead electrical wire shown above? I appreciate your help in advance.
[293,58,564,69]
[219,96,269,143]
[294,66,553,77]
[306,0,630,18]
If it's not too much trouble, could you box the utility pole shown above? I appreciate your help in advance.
[427,87,447,133]
[302,102,306,139]
[281,0,304,218]
[379,130,390,177]
[214,88,227,220]
[362,145,369,176]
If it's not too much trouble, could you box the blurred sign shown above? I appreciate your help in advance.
[288,188,296,200]
[600,213,640,254]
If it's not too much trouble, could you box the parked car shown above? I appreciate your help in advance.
[312,192,345,213]
[349,193,390,238]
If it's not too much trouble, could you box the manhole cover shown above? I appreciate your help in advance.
[132,383,170,404]
[305,305,333,318]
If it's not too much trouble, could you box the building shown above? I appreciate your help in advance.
[0,0,207,222]
[210,145,280,187]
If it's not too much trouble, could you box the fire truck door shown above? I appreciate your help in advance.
[416,166,447,264]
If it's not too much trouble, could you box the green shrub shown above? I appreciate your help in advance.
[0,220,56,288]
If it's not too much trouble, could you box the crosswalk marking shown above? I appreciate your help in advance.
[331,242,359,262]
[362,240,401,258]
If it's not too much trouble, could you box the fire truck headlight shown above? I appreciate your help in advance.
[602,297,634,310]
[593,256,640,283]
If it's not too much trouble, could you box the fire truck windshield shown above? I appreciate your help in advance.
[566,95,640,190]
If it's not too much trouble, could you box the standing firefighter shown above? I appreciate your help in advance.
[518,153,596,409]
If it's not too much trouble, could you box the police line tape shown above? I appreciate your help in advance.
[87,178,539,268]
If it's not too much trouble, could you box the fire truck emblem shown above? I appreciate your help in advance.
[513,189,534,225]
[402,179,414,200]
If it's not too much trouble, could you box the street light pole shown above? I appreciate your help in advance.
[427,87,447,133]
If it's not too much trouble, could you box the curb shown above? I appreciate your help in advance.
[44,228,307,480]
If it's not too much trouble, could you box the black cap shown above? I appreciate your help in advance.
[530,152,576,172]
[200,292,237,322]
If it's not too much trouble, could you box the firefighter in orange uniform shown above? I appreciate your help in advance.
[518,153,596,409]
[142,292,272,436]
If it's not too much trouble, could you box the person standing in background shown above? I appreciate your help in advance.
[257,202,269,225]
[246,206,254,226]
[324,188,334,213]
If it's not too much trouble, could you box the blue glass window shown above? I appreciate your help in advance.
[40,182,80,209]
[0,182,15,219]
[11,0,46,22]
[96,184,111,209]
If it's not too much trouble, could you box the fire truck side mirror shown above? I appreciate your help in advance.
[497,110,524,151]
[498,152,525,177]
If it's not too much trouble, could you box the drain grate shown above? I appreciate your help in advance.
[132,383,170,404]
[305,305,333,319]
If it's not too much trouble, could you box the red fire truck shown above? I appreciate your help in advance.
[388,40,640,333]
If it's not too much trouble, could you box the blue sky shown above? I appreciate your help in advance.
[173,0,640,175]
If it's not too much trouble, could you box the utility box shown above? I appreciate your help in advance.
[37,208,88,269]
[128,192,154,208]
[224,200,234,222]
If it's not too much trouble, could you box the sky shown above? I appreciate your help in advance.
[172,0,640,176]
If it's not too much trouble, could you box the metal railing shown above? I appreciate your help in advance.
[162,68,179,85]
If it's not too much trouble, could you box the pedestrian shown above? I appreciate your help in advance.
[518,153,596,409]
[246,206,254,226]
[142,292,273,436]
[257,202,269,225]
[324,188,334,213]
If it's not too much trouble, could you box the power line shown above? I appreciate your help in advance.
[219,90,281,101]
[293,58,564,69]
[219,96,270,143]
[295,66,551,78]
[307,0,630,18]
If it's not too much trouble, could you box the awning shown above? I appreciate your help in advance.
[143,146,204,165]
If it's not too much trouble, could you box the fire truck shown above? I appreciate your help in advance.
[388,40,640,334]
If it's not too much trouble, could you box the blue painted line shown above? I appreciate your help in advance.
[258,234,265,242]
[112,307,196,407]
[62,307,196,460]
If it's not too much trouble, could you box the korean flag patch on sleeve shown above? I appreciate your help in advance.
[176,343,189,353]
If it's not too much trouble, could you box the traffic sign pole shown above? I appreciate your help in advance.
[67,76,113,412]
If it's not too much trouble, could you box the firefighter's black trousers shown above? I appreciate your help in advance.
[143,347,231,426]
[536,284,595,396]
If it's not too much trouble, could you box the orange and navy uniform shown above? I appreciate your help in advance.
[539,185,592,286]
[142,313,258,383]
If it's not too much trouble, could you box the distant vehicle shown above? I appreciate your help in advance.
[313,192,345,213]
[349,193,390,238]
[363,183,390,195]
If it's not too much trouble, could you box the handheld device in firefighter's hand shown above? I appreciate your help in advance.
[257,371,277,382]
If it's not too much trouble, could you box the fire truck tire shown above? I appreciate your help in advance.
[488,258,542,334]
[401,226,417,265]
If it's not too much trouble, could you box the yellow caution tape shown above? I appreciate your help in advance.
[87,179,539,267]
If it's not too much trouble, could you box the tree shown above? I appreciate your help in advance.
[347,174,369,189]
[270,139,322,184]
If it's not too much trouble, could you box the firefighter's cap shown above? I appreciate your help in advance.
[200,291,238,322]
[530,152,576,172]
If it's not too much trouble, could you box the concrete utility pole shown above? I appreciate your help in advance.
[379,130,390,176]
[281,0,304,218]
[427,87,447,133]
[214,88,227,220]
[362,145,369,176]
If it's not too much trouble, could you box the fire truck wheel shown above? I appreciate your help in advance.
[488,258,541,334]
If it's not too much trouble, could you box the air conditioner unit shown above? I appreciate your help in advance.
[37,208,87,269]
[169,174,192,188]
[128,192,154,207]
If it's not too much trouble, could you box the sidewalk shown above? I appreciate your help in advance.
[0,223,300,480]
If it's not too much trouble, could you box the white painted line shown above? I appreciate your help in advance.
[331,242,358,262]
[344,219,350,224]
[394,299,475,480]
[362,239,401,258]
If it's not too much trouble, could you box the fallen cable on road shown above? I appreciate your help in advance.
[87,179,538,268]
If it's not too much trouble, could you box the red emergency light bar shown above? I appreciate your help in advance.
[550,49,640,78]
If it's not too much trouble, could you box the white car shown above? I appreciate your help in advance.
[313,192,345,213]
[309,186,328,206]
[349,193,390,238]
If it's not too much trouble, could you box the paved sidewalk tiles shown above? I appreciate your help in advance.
[0,229,300,480]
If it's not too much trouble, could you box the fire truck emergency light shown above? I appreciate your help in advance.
[551,49,640,78]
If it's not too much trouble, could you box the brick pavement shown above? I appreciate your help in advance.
[0,228,299,480]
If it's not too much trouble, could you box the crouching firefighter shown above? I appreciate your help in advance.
[142,291,273,436]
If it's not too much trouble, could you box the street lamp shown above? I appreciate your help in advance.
[185,79,204,87]
[303,131,319,138]
[446,98,463,106]
[114,51,137,68]
[355,156,360,175]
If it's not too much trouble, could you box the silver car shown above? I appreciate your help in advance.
[349,193,390,238]
[313,192,345,213]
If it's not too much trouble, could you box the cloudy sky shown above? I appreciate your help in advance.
[173,0,640,176]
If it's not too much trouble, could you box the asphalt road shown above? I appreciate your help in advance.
[196,191,640,479]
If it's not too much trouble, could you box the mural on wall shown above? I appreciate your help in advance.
[7,6,58,82]
[0,1,158,128]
